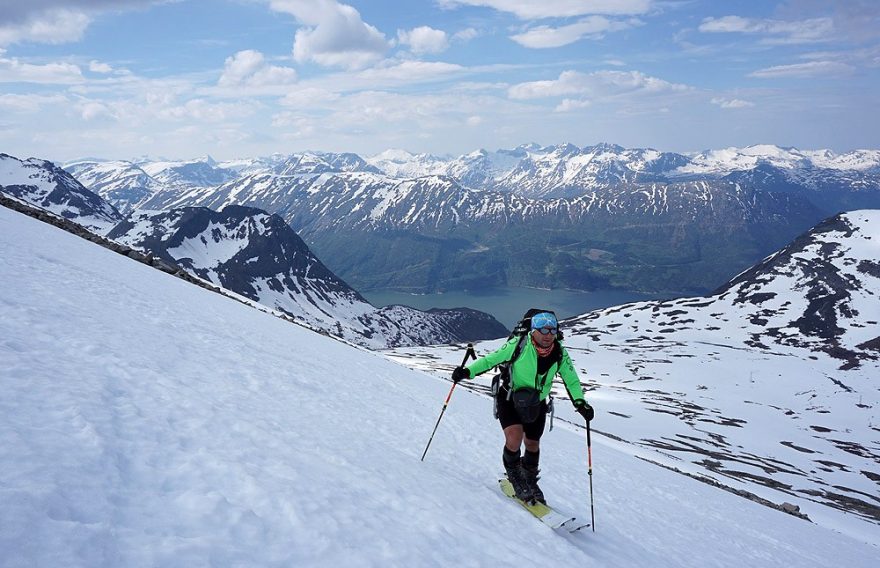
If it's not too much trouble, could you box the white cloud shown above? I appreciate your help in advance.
[279,87,341,108]
[511,16,638,48]
[398,26,449,55]
[439,0,652,19]
[158,99,258,123]
[555,98,591,112]
[89,60,113,74]
[749,60,855,78]
[0,93,67,111]
[509,69,690,100]
[271,112,317,136]
[453,28,479,42]
[0,2,168,46]
[711,97,754,109]
[355,60,464,84]
[78,100,114,121]
[0,8,91,46]
[269,0,389,70]
[699,16,834,44]
[0,53,83,84]
[466,115,483,126]
[218,50,297,88]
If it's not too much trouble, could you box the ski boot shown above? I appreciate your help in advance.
[522,463,545,504]
[505,462,533,502]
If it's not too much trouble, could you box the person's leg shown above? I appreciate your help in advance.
[504,424,524,452]
[497,392,531,499]
[521,403,548,503]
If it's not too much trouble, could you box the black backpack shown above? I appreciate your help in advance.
[492,308,564,419]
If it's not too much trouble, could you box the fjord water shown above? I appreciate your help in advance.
[363,287,664,328]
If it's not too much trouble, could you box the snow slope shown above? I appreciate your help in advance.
[1,204,878,566]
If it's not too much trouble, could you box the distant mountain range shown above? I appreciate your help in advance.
[1,154,506,348]
[60,142,880,295]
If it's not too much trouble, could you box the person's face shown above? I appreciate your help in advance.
[531,328,555,348]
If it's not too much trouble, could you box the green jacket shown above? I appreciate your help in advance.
[466,336,586,404]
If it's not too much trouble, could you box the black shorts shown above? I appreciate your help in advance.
[495,387,548,441]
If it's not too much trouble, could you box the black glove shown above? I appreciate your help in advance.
[452,366,470,383]
[574,400,594,422]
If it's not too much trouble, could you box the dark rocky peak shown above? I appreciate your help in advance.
[0,153,122,233]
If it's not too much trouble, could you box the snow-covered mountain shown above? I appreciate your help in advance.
[369,143,880,200]
[389,210,880,540]
[489,143,691,198]
[107,205,507,348]
[1,153,122,233]
[64,159,165,215]
[674,145,880,177]
[271,151,381,176]
[366,147,526,187]
[3,202,879,565]
[137,156,238,189]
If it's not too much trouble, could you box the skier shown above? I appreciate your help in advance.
[452,311,594,504]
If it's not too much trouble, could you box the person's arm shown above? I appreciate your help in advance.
[464,337,518,378]
[557,347,586,403]
[558,346,595,421]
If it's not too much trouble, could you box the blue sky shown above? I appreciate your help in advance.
[0,0,877,161]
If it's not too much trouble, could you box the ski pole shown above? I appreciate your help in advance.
[420,343,477,462]
[587,421,595,532]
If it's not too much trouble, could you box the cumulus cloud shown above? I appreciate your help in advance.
[269,0,389,69]
[218,50,297,87]
[748,60,855,78]
[439,0,652,19]
[699,15,834,44]
[398,26,449,55]
[509,69,690,100]
[511,16,638,48]
[710,97,754,109]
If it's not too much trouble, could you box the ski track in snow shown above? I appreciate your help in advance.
[1,205,879,567]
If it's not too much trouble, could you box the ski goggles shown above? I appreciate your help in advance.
[530,312,558,335]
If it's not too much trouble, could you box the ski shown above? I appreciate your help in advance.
[498,478,580,531]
